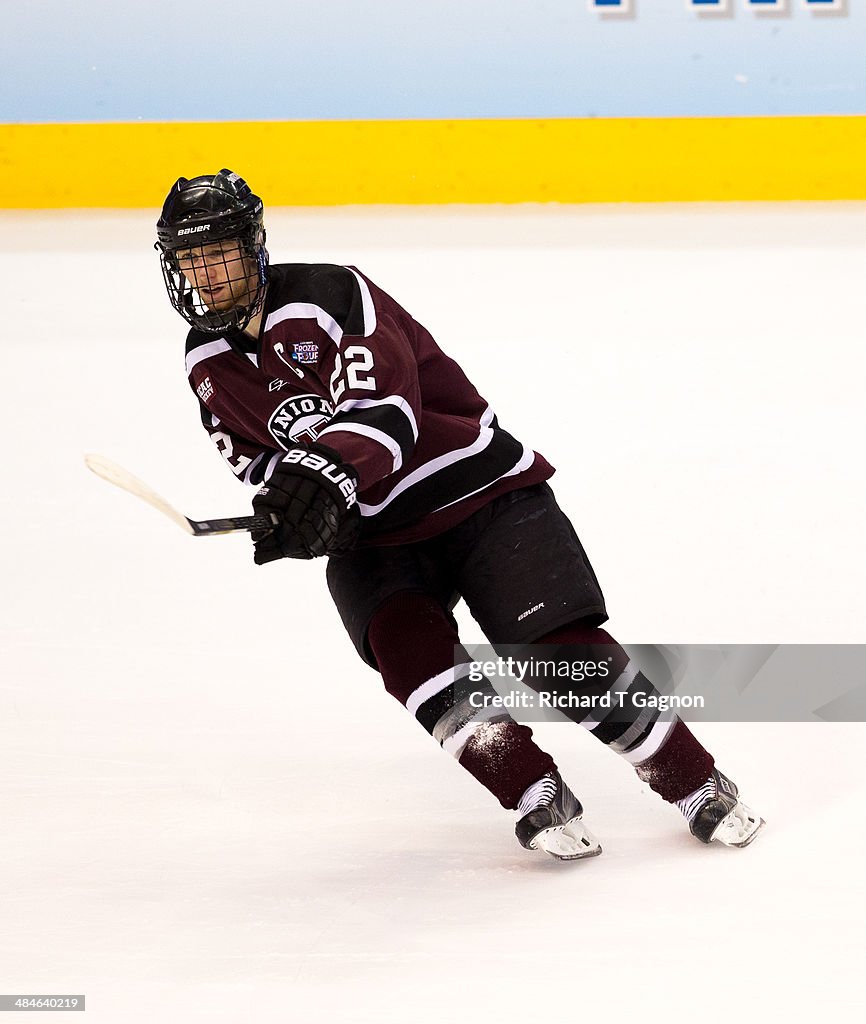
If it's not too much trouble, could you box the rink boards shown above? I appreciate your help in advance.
[2,115,866,207]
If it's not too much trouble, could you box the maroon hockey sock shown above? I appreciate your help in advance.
[637,721,717,804]
[534,622,714,802]
[367,591,556,810]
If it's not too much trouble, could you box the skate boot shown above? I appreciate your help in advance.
[678,767,765,848]
[515,771,602,861]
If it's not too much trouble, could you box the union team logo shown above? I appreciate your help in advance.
[268,394,333,447]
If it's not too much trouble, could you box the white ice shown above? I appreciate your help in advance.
[1,205,864,1022]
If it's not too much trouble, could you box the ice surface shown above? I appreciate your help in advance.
[1,204,864,1021]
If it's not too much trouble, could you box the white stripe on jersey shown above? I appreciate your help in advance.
[186,338,231,375]
[264,270,375,346]
[317,421,404,472]
[357,406,497,517]
[347,267,377,337]
[332,396,419,442]
[265,302,343,346]
[263,452,282,482]
[242,453,265,484]
[428,445,535,516]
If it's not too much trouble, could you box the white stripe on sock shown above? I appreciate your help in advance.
[405,662,473,717]
[441,707,509,759]
[621,715,677,766]
[582,660,640,732]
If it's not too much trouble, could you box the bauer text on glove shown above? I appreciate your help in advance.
[251,443,360,563]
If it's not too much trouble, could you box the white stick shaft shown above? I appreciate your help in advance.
[84,454,195,534]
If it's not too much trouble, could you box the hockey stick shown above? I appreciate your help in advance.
[84,454,278,537]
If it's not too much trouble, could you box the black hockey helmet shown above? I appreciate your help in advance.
[156,169,269,333]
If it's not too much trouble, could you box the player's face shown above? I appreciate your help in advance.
[175,238,257,312]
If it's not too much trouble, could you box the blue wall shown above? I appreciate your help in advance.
[3,0,864,122]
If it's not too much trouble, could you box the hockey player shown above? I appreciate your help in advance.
[156,169,764,860]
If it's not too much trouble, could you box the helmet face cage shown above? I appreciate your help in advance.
[159,228,268,334]
[156,170,269,334]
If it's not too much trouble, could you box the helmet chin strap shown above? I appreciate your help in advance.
[241,282,268,338]
[207,273,267,334]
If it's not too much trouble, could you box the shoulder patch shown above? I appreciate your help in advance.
[196,376,215,404]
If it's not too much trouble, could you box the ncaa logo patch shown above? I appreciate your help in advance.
[268,393,333,447]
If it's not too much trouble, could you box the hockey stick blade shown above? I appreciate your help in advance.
[84,453,278,537]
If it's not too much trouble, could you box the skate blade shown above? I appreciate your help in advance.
[532,818,602,861]
[710,802,766,848]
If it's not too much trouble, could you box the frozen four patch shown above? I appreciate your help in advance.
[292,342,319,364]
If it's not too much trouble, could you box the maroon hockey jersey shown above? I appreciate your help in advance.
[184,264,554,545]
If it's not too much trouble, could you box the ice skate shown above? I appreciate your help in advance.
[680,768,765,848]
[515,771,602,861]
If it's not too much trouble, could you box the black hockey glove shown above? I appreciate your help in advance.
[252,442,360,564]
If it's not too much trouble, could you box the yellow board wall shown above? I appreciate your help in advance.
[1,116,865,207]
